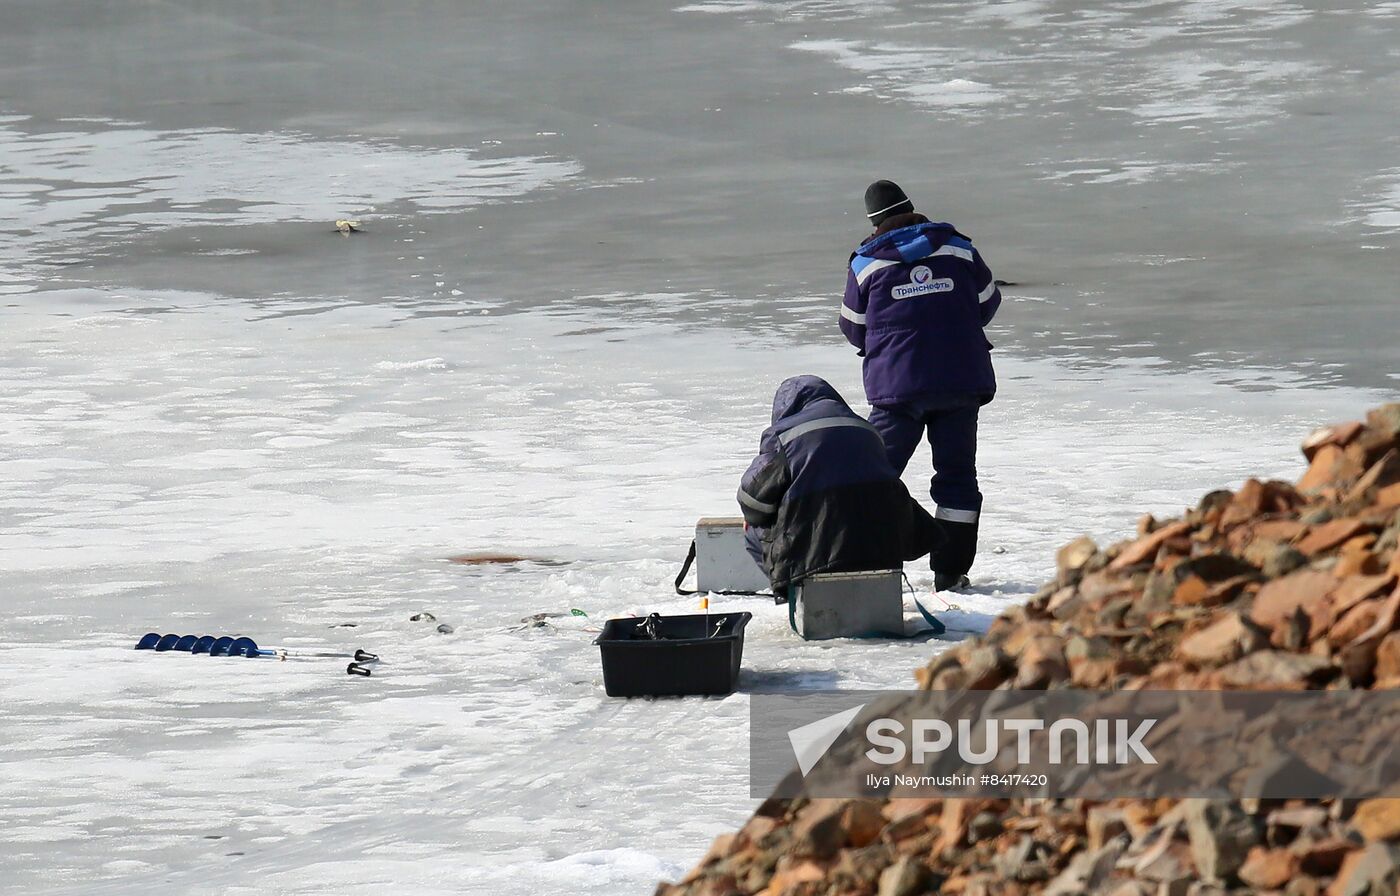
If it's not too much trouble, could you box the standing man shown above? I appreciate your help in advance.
[839,180,1002,591]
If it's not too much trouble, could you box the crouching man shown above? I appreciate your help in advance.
[737,375,941,594]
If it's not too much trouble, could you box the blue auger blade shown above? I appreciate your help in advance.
[208,636,235,657]
[230,637,259,658]
[155,634,181,651]
[190,635,216,654]
[135,633,161,650]
[174,635,200,652]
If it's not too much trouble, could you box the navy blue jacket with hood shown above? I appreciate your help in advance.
[736,375,941,591]
[840,216,1001,406]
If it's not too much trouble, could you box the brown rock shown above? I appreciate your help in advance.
[1177,553,1262,583]
[915,651,965,690]
[1348,449,1400,504]
[1302,507,1338,525]
[1239,846,1298,889]
[1159,878,1193,896]
[1066,633,1113,665]
[1351,799,1400,843]
[1044,838,1125,895]
[1184,800,1260,881]
[1218,650,1334,689]
[1285,877,1322,896]
[1255,519,1311,544]
[1111,521,1193,571]
[736,816,779,851]
[1303,422,1366,460]
[1332,574,1397,616]
[1294,837,1354,875]
[877,856,935,896]
[830,845,896,889]
[1014,635,1069,689]
[1297,519,1375,556]
[967,810,1002,844]
[963,645,1012,690]
[1327,842,1400,896]
[1223,479,1270,527]
[1122,802,1159,839]
[1299,445,1364,493]
[1057,535,1099,582]
[881,798,940,824]
[1080,569,1141,604]
[879,812,928,845]
[1069,646,1127,688]
[1087,806,1128,851]
[1251,570,1337,641]
[1376,482,1400,510]
[1178,612,1265,666]
[1338,585,1400,683]
[1268,805,1330,834]
[1171,575,1213,607]
[1367,403,1400,438]
[930,666,969,691]
[1199,490,1234,514]
[844,800,887,849]
[1335,542,1383,578]
[1134,836,1190,884]
[791,800,853,857]
[765,857,827,893]
[1001,619,1054,657]
[1046,585,1079,615]
[685,834,737,881]
[1376,632,1400,681]
[937,800,972,854]
[666,878,740,896]
[1244,540,1310,579]
[1330,602,1383,649]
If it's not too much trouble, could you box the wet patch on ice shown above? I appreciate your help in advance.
[373,357,448,371]
[1351,168,1400,230]
[0,113,581,283]
[446,552,558,566]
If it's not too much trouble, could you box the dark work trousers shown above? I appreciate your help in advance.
[867,395,984,578]
[743,524,767,573]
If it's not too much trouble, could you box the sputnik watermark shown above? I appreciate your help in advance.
[785,707,1157,780]
[863,717,1157,766]
[750,690,1400,799]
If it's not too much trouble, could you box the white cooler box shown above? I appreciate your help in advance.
[694,517,771,593]
[791,569,905,640]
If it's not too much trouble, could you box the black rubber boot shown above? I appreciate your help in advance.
[931,517,978,589]
[934,571,971,593]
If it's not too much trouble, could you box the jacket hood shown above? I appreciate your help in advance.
[855,220,964,262]
[771,375,848,424]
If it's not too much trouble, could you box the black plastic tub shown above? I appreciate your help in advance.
[594,612,753,697]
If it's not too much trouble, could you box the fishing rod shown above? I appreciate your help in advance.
[134,632,379,676]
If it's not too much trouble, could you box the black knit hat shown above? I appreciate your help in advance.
[864,180,914,226]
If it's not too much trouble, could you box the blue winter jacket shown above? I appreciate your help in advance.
[736,375,940,590]
[840,219,1001,406]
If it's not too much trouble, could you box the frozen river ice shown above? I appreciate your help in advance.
[1,0,1397,892]
[0,289,1384,893]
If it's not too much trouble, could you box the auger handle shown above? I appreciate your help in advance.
[346,662,372,677]
[353,649,379,662]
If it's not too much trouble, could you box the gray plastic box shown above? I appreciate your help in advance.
[792,570,905,640]
[696,517,771,593]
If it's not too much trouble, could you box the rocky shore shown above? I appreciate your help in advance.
[658,403,1400,896]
